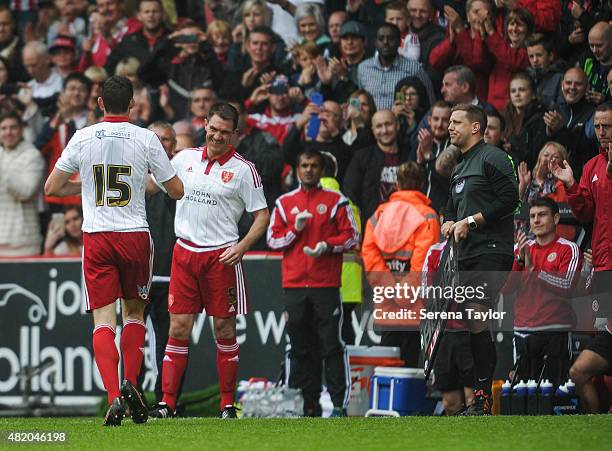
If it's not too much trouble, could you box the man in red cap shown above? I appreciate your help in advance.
[50,35,77,79]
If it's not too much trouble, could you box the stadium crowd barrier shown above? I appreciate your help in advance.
[0,254,516,407]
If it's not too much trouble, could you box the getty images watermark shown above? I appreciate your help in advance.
[370,281,506,322]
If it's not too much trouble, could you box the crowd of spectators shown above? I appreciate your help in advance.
[0,0,610,289]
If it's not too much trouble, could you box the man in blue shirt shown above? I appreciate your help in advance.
[357,23,434,110]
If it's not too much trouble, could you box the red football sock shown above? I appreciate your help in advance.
[93,324,120,404]
[161,337,189,410]
[216,338,239,408]
[121,319,146,385]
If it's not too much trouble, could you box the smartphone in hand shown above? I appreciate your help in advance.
[306,92,324,140]
[174,34,199,44]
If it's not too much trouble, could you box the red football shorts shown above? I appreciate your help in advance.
[82,231,153,312]
[168,240,248,317]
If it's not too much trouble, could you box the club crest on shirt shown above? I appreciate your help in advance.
[317,203,327,214]
[290,206,300,215]
[227,287,237,305]
[547,252,557,262]
[455,179,465,193]
[221,170,234,183]
[137,285,149,300]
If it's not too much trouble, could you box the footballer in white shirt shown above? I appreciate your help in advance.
[45,76,184,426]
[148,103,270,420]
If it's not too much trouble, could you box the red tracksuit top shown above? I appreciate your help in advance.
[267,184,360,288]
[503,236,582,331]
[566,147,612,271]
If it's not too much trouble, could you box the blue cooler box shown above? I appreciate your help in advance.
[366,367,426,416]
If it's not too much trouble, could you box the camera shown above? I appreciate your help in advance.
[174,34,199,44]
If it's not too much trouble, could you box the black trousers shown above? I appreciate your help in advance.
[285,287,349,412]
[514,332,571,387]
[341,303,357,345]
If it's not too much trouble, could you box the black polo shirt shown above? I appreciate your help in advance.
[445,140,519,260]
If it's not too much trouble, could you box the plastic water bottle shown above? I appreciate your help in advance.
[280,387,303,418]
[248,388,262,418]
[501,380,512,415]
[566,379,576,397]
[260,389,272,418]
[241,389,253,417]
[511,380,527,415]
[274,387,288,418]
[555,382,569,397]
[275,387,288,417]
[251,388,265,417]
[540,379,553,396]
[539,379,553,415]
[526,379,538,415]
[293,388,304,417]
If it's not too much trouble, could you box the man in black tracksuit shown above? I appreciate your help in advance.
[442,104,519,415]
[138,122,183,405]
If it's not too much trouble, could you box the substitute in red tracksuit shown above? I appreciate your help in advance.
[555,103,612,413]
[503,197,582,386]
[267,149,359,417]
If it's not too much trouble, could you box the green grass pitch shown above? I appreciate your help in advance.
[1,416,611,450]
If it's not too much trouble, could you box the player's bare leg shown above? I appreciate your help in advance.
[463,387,474,407]
[119,298,148,423]
[570,350,611,413]
[442,386,474,415]
[442,390,464,415]
[214,316,239,418]
[152,313,195,418]
[92,303,124,425]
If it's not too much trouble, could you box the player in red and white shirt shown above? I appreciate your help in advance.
[149,103,270,419]
[552,103,612,412]
[45,76,184,426]
[502,197,582,387]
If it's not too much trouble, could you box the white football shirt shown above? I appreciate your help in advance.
[171,146,267,249]
[55,117,176,232]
